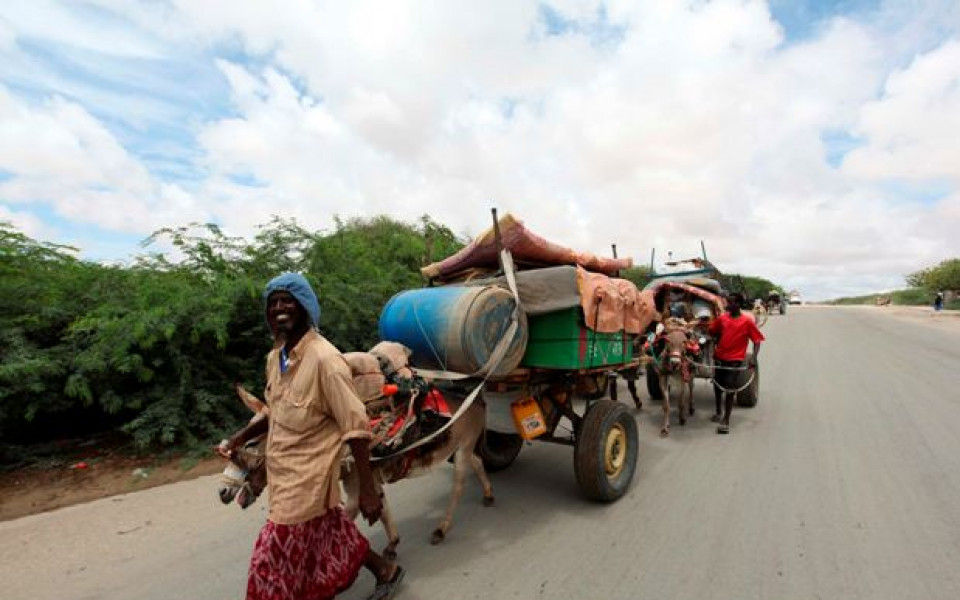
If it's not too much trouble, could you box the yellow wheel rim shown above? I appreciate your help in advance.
[604,423,627,478]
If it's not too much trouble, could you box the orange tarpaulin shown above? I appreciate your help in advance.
[421,213,633,279]
[646,280,726,315]
[577,267,658,334]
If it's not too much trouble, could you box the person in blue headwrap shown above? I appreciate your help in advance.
[227,273,404,600]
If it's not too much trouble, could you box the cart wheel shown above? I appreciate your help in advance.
[478,430,523,472]
[574,400,639,502]
[736,352,759,408]
[645,363,663,400]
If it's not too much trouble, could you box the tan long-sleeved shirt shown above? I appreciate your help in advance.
[263,329,372,525]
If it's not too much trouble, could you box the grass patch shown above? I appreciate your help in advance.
[179,456,201,472]
[827,288,934,306]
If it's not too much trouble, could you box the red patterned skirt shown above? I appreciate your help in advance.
[247,507,369,600]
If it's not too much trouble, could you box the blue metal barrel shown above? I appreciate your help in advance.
[378,285,528,378]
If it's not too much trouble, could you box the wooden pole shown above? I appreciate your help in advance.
[491,207,504,273]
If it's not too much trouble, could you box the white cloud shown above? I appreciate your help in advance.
[0,16,15,50]
[0,85,207,232]
[1,0,165,59]
[0,1,959,300]
[844,39,960,183]
[0,204,54,241]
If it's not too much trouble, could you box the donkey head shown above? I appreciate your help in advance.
[217,384,268,509]
[218,437,266,508]
[659,319,694,374]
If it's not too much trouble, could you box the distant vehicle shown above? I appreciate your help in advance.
[788,290,802,305]
[766,290,787,315]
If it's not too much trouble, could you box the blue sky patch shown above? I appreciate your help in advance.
[228,172,269,188]
[7,203,145,260]
[536,3,626,48]
[7,36,231,189]
[879,179,952,207]
[821,129,866,167]
[769,0,881,41]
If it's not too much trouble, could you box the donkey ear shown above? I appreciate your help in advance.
[236,384,268,415]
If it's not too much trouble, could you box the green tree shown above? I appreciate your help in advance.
[0,215,464,453]
[620,265,654,289]
[725,274,783,300]
[907,258,960,291]
[308,215,463,351]
[0,223,112,442]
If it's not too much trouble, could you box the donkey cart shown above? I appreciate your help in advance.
[379,211,653,502]
[643,279,760,409]
[479,354,646,501]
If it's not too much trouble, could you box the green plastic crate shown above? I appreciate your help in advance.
[521,307,633,369]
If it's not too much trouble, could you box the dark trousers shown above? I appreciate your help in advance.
[713,359,746,392]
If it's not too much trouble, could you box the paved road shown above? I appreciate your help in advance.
[3,306,960,600]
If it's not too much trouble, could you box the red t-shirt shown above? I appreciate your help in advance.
[709,312,765,361]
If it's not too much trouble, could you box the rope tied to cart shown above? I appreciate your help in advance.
[709,371,756,394]
[684,357,757,394]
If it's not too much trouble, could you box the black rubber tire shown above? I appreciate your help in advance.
[477,430,523,472]
[736,352,759,408]
[574,400,639,502]
[645,363,663,400]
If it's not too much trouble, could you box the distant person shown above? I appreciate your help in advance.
[709,292,765,434]
[224,273,403,600]
[934,291,944,311]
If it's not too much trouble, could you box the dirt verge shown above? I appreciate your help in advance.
[0,449,224,522]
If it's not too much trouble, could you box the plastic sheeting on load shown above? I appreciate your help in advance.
[577,267,658,334]
[467,265,658,334]
[466,265,582,316]
[644,275,722,294]
[647,280,726,315]
[421,213,633,279]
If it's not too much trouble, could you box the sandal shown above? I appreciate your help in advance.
[369,565,405,600]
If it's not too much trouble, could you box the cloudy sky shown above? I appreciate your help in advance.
[1,0,958,300]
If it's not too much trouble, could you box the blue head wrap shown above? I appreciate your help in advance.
[263,272,321,328]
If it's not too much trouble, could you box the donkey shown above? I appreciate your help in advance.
[217,383,403,559]
[654,319,697,437]
[217,376,494,553]
[344,384,494,546]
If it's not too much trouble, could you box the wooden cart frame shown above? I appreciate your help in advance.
[422,209,647,502]
[475,357,648,502]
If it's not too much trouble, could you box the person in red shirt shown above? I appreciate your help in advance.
[708,292,765,434]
